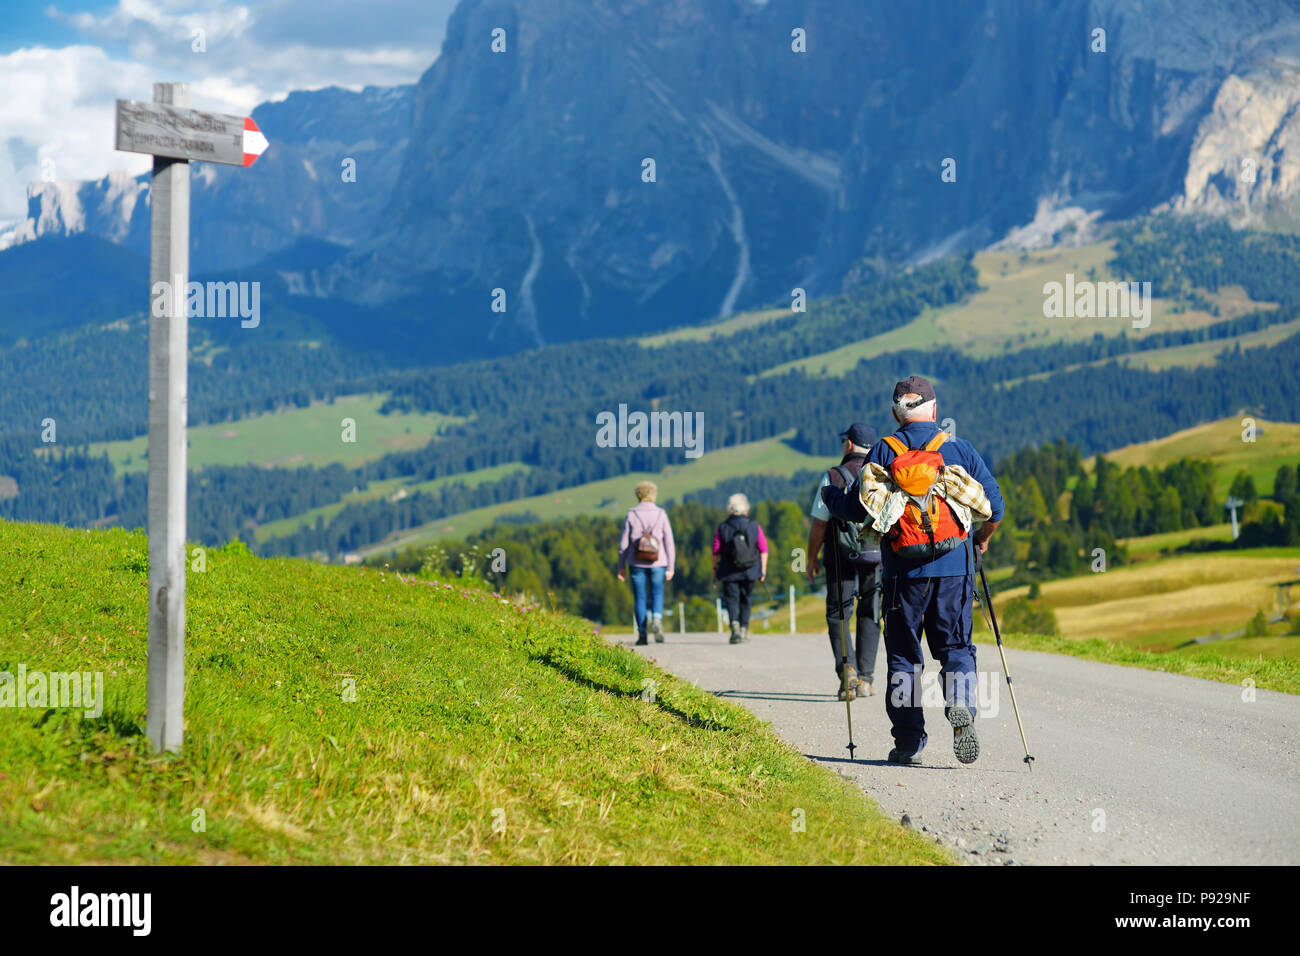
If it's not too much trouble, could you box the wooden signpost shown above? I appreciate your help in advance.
[115,83,268,753]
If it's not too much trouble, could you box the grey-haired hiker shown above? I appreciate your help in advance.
[712,493,769,644]
[807,422,883,702]
[616,480,675,645]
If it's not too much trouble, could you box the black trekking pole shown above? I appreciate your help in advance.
[972,545,1035,770]
[829,523,858,761]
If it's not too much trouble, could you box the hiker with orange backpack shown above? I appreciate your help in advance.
[821,376,1003,766]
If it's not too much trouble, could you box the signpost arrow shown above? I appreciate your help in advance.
[116,83,269,753]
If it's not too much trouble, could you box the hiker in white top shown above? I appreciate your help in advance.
[616,480,676,645]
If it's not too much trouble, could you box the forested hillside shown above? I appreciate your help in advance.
[4,218,1299,559]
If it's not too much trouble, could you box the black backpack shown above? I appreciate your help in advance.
[724,517,760,570]
[831,465,881,564]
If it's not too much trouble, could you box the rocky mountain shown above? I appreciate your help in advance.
[334,0,1300,343]
[336,0,882,348]
[7,0,1300,358]
[1175,61,1300,229]
[816,0,1300,273]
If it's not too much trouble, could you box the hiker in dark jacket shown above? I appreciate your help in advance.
[823,376,1003,766]
[807,423,882,701]
[713,494,769,645]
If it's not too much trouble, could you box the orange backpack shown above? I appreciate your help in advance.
[881,432,968,560]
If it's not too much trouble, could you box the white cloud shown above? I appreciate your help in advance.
[1,0,448,221]
[0,45,155,222]
[51,0,255,50]
[45,0,445,96]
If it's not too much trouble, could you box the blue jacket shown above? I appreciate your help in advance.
[865,420,1004,580]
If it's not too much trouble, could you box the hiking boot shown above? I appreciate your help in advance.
[949,706,980,764]
[635,632,648,646]
[740,625,750,643]
[729,621,743,644]
[854,676,873,698]
[887,748,923,765]
[837,667,858,701]
[651,616,665,643]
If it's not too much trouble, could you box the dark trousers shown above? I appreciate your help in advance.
[722,578,754,627]
[825,557,881,682]
[882,574,978,754]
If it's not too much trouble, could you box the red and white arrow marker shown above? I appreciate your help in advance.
[242,117,268,166]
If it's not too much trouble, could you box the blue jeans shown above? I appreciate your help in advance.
[629,566,665,636]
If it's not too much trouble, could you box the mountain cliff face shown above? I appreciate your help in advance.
[814,0,1300,275]
[1176,62,1300,228]
[347,0,1300,343]
[337,0,883,347]
[8,0,1300,356]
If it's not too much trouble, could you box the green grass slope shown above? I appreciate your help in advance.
[86,393,464,473]
[763,244,1271,378]
[1097,416,1300,497]
[0,520,947,866]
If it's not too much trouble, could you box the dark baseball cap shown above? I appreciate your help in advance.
[838,423,876,446]
[892,375,936,406]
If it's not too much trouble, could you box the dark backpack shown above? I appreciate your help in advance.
[724,517,759,570]
[831,465,881,564]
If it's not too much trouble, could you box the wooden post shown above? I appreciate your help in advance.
[789,584,796,634]
[118,83,268,754]
[145,82,189,754]
[677,601,684,633]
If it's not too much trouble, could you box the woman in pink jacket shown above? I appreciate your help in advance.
[616,480,675,645]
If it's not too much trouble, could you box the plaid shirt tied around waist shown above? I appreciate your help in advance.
[857,462,992,534]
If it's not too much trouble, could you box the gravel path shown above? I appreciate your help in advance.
[627,630,1300,865]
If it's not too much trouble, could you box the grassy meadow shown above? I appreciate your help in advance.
[0,519,948,865]
[640,307,791,347]
[996,550,1300,651]
[762,243,1269,378]
[1098,416,1300,498]
[87,393,465,473]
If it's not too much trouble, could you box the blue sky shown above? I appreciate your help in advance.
[0,0,458,222]
[0,1,108,52]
